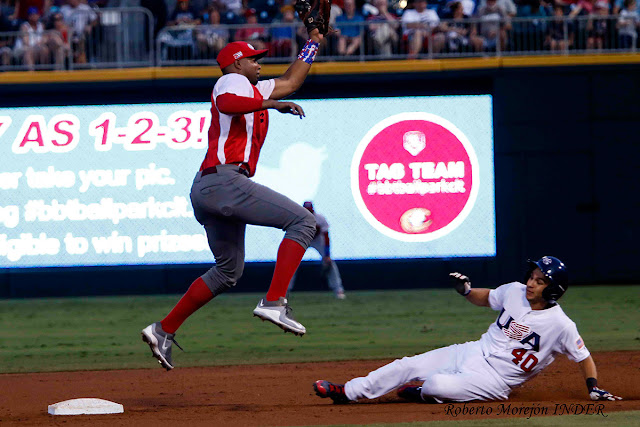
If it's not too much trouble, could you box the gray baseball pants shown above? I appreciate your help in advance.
[190,164,316,296]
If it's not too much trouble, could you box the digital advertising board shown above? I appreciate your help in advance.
[0,95,495,268]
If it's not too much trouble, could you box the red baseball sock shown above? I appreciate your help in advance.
[161,277,213,334]
[265,238,306,301]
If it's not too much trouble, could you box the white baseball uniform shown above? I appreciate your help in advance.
[344,282,590,402]
[288,211,344,296]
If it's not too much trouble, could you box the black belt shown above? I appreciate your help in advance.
[201,164,250,178]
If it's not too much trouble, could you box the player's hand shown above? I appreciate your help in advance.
[449,272,471,296]
[589,387,622,401]
[308,28,324,43]
[272,101,305,119]
[322,256,331,267]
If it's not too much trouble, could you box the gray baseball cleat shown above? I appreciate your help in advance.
[253,297,306,336]
[141,322,183,371]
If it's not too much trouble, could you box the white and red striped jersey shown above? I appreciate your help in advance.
[201,73,276,177]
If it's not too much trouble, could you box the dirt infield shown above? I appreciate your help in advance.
[1,351,638,426]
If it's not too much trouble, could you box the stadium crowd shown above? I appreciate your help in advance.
[0,0,638,69]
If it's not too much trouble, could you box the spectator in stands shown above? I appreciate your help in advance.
[216,0,244,16]
[516,0,551,17]
[545,4,574,51]
[470,0,510,52]
[612,0,624,13]
[443,1,472,52]
[269,4,296,57]
[458,0,477,16]
[0,2,13,65]
[1,0,17,29]
[617,0,638,48]
[14,6,50,69]
[11,0,50,24]
[367,0,400,56]
[195,6,228,58]
[477,0,515,16]
[330,0,344,26]
[160,0,200,61]
[554,0,579,15]
[46,10,68,67]
[167,0,200,26]
[60,0,97,64]
[512,0,550,51]
[335,0,365,56]
[233,7,268,50]
[248,0,280,24]
[401,0,445,57]
[440,0,476,16]
[586,0,611,49]
[569,0,597,16]
[1,0,13,18]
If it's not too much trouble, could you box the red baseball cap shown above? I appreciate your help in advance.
[216,41,268,69]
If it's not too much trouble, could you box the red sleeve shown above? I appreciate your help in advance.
[216,93,263,115]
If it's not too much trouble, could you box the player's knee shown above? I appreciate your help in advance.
[219,260,244,284]
[286,208,316,246]
[202,260,244,295]
[299,208,316,238]
[421,374,450,399]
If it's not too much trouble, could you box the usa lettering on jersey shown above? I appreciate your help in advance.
[496,308,541,352]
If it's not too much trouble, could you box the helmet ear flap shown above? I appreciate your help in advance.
[541,284,555,303]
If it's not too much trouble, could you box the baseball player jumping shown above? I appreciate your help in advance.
[142,4,332,370]
[288,201,346,299]
[314,257,622,404]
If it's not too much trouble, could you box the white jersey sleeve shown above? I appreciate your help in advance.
[212,73,255,101]
[558,322,591,362]
[256,79,275,100]
[488,282,517,311]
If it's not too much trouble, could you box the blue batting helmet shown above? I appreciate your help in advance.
[526,256,569,302]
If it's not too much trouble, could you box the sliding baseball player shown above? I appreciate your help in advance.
[314,256,621,404]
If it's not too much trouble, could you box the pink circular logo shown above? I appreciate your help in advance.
[351,113,479,242]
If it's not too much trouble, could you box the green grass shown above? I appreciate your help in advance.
[309,410,640,426]
[0,285,638,373]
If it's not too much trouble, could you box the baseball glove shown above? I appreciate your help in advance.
[295,0,332,36]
